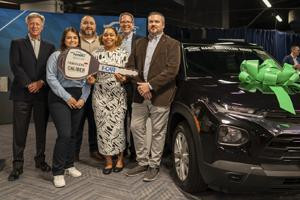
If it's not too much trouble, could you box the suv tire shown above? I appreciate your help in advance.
[172,121,207,193]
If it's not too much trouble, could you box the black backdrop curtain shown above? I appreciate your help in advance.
[205,28,300,63]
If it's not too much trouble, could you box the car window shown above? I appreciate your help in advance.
[184,45,280,78]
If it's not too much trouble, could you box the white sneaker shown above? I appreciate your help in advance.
[53,175,65,188]
[65,167,82,177]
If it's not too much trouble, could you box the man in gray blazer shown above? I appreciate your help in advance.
[125,11,180,182]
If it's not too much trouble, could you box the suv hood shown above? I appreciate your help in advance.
[189,77,300,112]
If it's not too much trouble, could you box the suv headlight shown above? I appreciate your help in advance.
[218,125,249,146]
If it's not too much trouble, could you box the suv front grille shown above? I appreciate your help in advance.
[264,111,300,123]
[260,133,300,162]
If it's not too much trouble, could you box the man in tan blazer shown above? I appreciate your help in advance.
[125,11,180,182]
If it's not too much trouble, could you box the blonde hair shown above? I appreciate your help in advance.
[25,12,45,25]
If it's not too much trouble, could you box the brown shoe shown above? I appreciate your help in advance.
[90,151,104,161]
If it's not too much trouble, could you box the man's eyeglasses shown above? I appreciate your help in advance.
[120,21,133,24]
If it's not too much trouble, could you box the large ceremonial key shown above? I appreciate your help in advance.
[57,47,138,80]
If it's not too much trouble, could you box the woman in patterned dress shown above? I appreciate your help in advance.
[88,27,128,175]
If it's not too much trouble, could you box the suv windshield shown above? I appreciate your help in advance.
[184,44,281,77]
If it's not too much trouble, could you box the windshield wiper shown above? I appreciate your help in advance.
[186,76,213,80]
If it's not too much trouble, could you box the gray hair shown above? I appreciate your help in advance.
[119,12,134,24]
[25,12,45,25]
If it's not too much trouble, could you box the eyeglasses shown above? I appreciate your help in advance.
[120,20,133,24]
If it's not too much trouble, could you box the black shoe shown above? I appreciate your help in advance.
[102,167,112,175]
[113,166,124,173]
[8,168,23,181]
[113,165,124,173]
[35,161,51,172]
[0,159,5,172]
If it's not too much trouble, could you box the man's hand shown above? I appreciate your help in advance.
[75,99,85,109]
[137,82,150,96]
[143,91,152,100]
[66,97,77,109]
[114,73,126,83]
[137,82,152,100]
[28,80,44,93]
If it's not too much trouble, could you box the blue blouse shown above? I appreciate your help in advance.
[46,50,90,102]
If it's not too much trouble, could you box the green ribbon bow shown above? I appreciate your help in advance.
[239,59,300,114]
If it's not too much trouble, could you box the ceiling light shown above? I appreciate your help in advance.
[75,1,93,5]
[0,1,17,5]
[276,15,283,22]
[262,0,272,8]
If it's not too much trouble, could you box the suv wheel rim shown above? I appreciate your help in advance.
[174,131,189,181]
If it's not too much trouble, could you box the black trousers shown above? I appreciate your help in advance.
[12,99,49,169]
[124,83,135,157]
[49,89,84,176]
[75,90,98,155]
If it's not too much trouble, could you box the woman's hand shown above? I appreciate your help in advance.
[87,75,96,85]
[75,99,85,109]
[66,97,77,109]
[114,73,126,83]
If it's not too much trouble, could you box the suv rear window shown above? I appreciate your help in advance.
[184,44,280,77]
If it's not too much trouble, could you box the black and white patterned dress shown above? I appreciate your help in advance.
[92,46,128,156]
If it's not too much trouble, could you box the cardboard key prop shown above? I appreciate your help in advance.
[57,47,138,80]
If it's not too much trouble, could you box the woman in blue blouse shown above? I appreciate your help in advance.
[46,27,90,188]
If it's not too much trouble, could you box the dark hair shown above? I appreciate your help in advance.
[291,45,300,51]
[99,26,122,47]
[60,27,81,51]
[119,12,134,24]
[148,11,165,25]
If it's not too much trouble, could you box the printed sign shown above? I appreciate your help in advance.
[64,48,91,78]
[57,47,138,80]
[99,64,138,76]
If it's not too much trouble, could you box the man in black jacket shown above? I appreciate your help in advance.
[8,12,55,181]
[282,45,300,70]
[119,12,141,159]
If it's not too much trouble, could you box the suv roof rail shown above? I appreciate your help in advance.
[218,38,245,42]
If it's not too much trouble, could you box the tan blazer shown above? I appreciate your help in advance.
[126,34,181,106]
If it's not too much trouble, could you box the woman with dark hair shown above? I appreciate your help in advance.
[88,27,128,175]
[46,27,90,187]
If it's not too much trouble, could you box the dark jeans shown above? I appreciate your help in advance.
[49,89,84,176]
[75,91,98,155]
[12,100,49,169]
